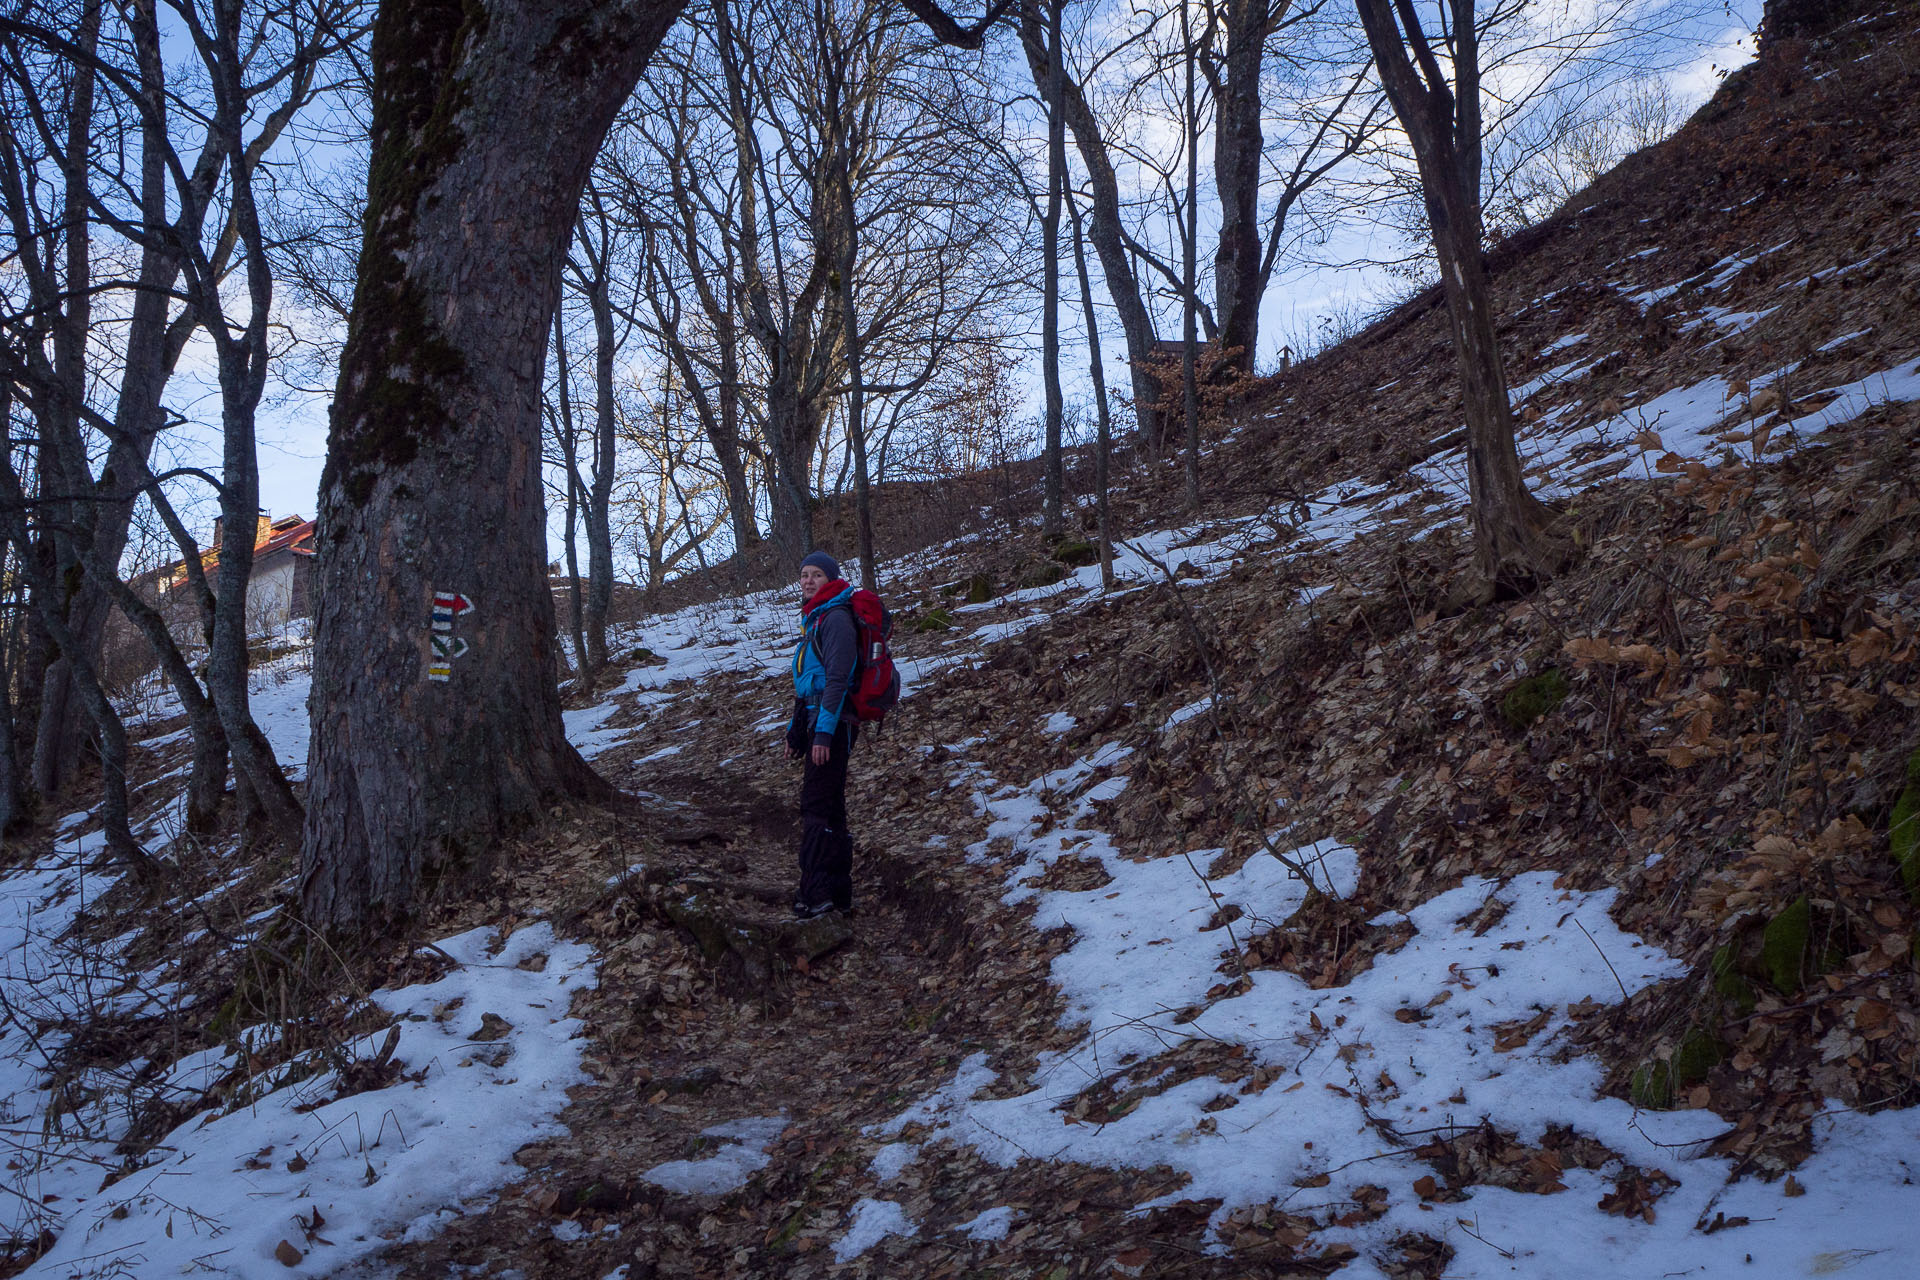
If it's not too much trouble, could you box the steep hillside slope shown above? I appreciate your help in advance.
[5,3,1920,1278]
[378,4,1920,1270]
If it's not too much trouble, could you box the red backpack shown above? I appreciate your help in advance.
[840,588,900,724]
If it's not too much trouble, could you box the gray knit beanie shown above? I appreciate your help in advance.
[800,550,840,579]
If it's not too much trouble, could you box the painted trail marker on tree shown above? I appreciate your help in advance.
[431,591,475,631]
[428,590,476,683]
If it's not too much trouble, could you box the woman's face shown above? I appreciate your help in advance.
[799,563,829,598]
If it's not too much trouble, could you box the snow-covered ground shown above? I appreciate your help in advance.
[2,667,601,1277]
[1,884,596,1277]
[539,310,1920,1273]
[4,279,1917,1274]
[854,742,1920,1277]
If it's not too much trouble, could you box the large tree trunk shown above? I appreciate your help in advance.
[709,240,758,566]
[302,0,684,928]
[712,349,759,565]
[765,385,822,563]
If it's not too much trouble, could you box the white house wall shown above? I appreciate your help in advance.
[247,558,297,638]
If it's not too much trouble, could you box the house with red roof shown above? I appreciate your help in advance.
[158,513,317,634]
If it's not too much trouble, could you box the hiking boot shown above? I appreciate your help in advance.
[793,899,838,920]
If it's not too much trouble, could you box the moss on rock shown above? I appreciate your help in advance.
[913,608,953,633]
[1017,560,1069,589]
[1630,1024,1720,1110]
[1673,1024,1722,1084]
[1761,894,1813,995]
[1051,538,1099,567]
[1630,1060,1673,1108]
[1890,747,1920,905]
[1497,669,1569,731]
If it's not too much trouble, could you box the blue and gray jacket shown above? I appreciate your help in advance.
[791,583,859,746]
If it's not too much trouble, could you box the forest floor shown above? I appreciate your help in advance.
[7,2,1920,1278]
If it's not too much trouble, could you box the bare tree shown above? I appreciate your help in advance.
[705,0,849,563]
[1037,0,1066,541]
[616,365,729,594]
[602,84,765,570]
[1203,1,1386,373]
[1354,0,1566,586]
[1496,74,1684,229]
[1066,186,1116,586]
[1178,0,1204,513]
[820,0,880,587]
[0,0,357,847]
[560,186,632,675]
[617,0,1018,574]
[1016,0,1167,450]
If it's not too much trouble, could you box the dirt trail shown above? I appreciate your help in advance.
[352,660,1267,1279]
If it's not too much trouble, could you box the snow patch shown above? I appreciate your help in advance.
[832,1198,917,1261]
[12,922,596,1279]
[641,1114,787,1196]
[955,1205,1016,1241]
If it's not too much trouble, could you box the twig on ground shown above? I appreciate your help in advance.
[1573,919,1630,1000]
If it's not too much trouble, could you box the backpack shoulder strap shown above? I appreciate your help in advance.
[805,596,856,662]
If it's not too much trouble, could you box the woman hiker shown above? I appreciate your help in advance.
[785,550,859,918]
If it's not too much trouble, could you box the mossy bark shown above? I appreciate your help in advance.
[301,0,687,928]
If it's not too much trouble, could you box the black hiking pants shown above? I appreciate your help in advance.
[797,719,857,911]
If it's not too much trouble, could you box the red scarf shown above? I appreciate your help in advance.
[803,578,850,617]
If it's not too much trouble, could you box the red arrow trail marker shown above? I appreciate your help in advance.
[428,589,475,682]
